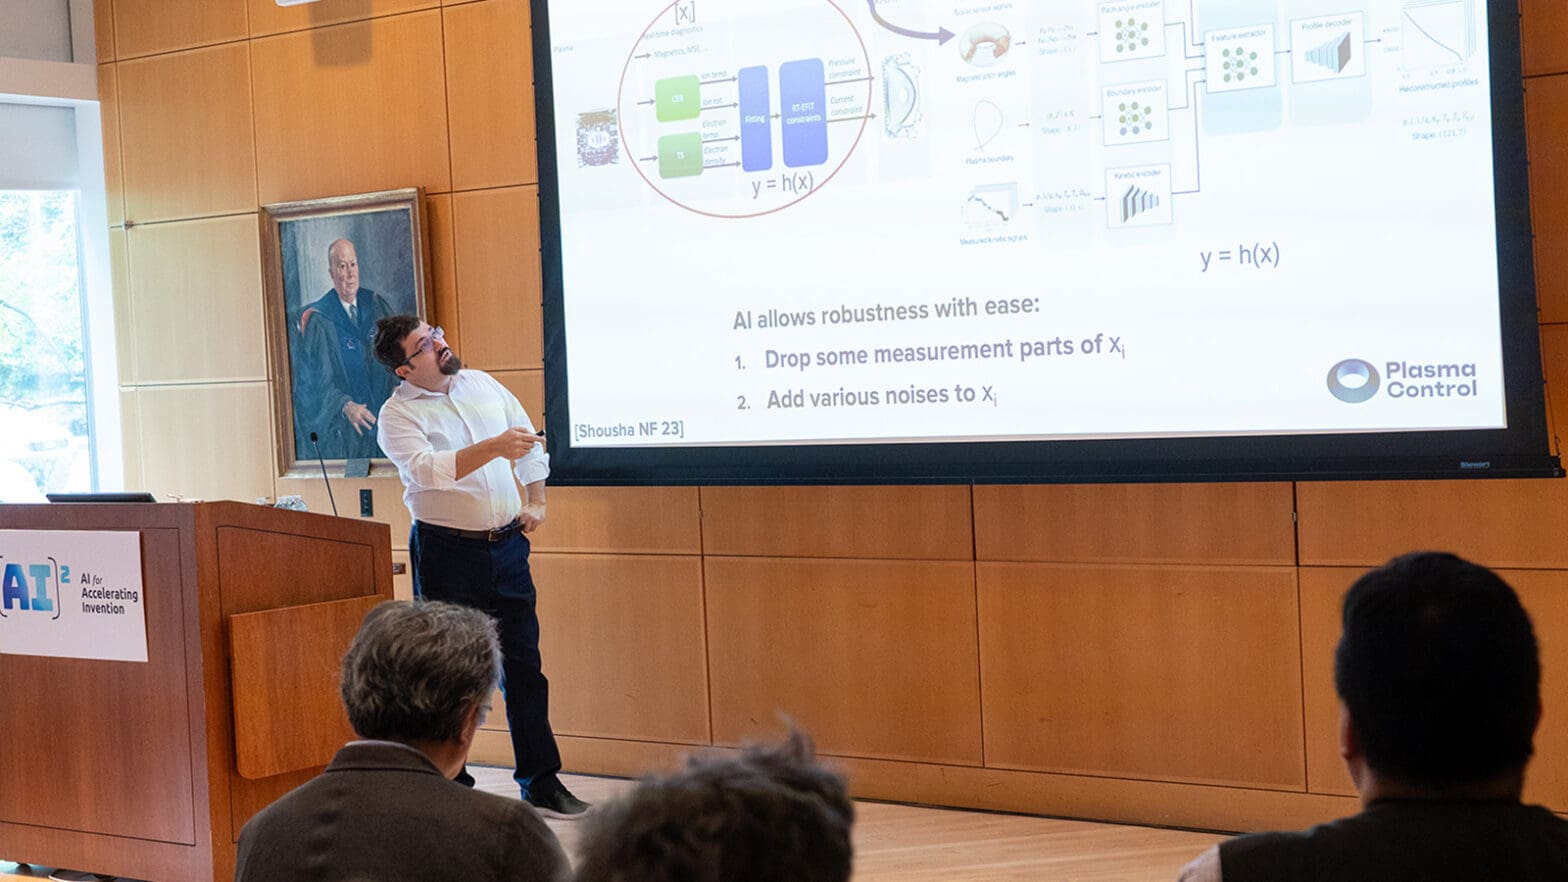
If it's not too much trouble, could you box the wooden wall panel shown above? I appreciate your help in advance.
[98,63,124,228]
[246,0,438,38]
[1526,74,1568,324]
[1299,567,1356,796]
[705,557,983,765]
[125,215,266,383]
[392,548,413,599]
[112,0,245,59]
[451,186,543,369]
[1297,480,1568,568]
[701,485,974,560]
[492,369,544,429]
[117,43,256,222]
[834,754,1357,836]
[1522,0,1568,77]
[532,554,710,743]
[109,226,134,383]
[537,486,702,554]
[974,483,1296,565]
[1487,571,1568,811]
[1544,325,1568,453]
[250,13,452,205]
[274,473,409,539]
[130,383,275,502]
[93,0,116,61]
[444,0,536,190]
[979,563,1305,789]
[118,388,144,490]
[1301,566,1568,812]
[425,193,460,354]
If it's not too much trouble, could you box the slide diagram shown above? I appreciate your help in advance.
[562,0,1490,234]
[611,0,874,218]
[1082,0,1479,231]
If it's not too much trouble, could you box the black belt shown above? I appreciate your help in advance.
[418,518,521,543]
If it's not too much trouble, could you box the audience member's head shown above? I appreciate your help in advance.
[573,730,854,882]
[1334,551,1541,792]
[340,600,500,770]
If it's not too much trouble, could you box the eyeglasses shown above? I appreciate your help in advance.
[395,326,444,369]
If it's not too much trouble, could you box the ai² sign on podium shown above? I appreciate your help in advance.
[0,530,148,663]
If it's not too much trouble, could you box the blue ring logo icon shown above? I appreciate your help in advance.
[1327,359,1380,404]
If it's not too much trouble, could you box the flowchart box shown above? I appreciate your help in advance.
[1291,13,1365,83]
[1206,25,1277,92]
[1102,80,1169,146]
[1099,0,1166,62]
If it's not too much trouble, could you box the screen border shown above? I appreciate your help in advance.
[532,0,1561,485]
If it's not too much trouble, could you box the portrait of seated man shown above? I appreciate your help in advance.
[296,237,396,460]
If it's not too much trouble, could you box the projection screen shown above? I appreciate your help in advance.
[532,0,1561,484]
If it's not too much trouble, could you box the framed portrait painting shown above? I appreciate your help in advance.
[261,188,430,476]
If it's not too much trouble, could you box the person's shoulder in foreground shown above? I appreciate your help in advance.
[573,729,854,882]
[234,600,568,882]
[236,741,566,882]
[1178,551,1568,882]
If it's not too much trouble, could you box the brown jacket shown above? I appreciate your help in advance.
[235,741,568,882]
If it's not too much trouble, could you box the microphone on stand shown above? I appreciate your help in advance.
[309,432,339,517]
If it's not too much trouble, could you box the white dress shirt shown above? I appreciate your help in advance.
[376,369,548,531]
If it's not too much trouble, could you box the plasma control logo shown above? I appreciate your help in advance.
[1327,358,1481,404]
[0,530,148,662]
[1326,359,1380,403]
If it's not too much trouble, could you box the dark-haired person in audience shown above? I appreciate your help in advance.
[573,731,854,882]
[1178,551,1568,882]
[234,600,568,882]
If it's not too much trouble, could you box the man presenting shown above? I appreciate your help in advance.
[373,315,589,818]
[298,238,395,459]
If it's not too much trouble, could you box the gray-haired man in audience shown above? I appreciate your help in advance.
[235,600,568,882]
[1179,551,1568,882]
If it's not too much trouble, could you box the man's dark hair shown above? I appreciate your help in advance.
[373,314,423,373]
[1334,551,1540,785]
[573,730,854,882]
[339,600,501,743]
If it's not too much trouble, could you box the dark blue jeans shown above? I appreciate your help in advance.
[410,522,563,798]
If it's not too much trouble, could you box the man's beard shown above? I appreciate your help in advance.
[438,349,463,375]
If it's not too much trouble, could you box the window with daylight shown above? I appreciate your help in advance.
[0,189,92,502]
[0,5,123,502]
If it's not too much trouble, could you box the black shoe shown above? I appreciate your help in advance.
[526,786,592,819]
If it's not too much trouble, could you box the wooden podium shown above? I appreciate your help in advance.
[0,502,394,881]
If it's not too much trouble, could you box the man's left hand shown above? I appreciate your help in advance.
[520,502,546,533]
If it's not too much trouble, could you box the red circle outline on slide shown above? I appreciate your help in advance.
[616,0,873,220]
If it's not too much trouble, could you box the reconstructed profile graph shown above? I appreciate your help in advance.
[1400,0,1478,70]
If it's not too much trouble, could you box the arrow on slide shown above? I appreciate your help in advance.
[866,0,954,44]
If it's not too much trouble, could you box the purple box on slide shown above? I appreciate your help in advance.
[738,66,772,172]
[780,59,827,168]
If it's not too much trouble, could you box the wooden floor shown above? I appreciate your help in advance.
[2,767,1223,881]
